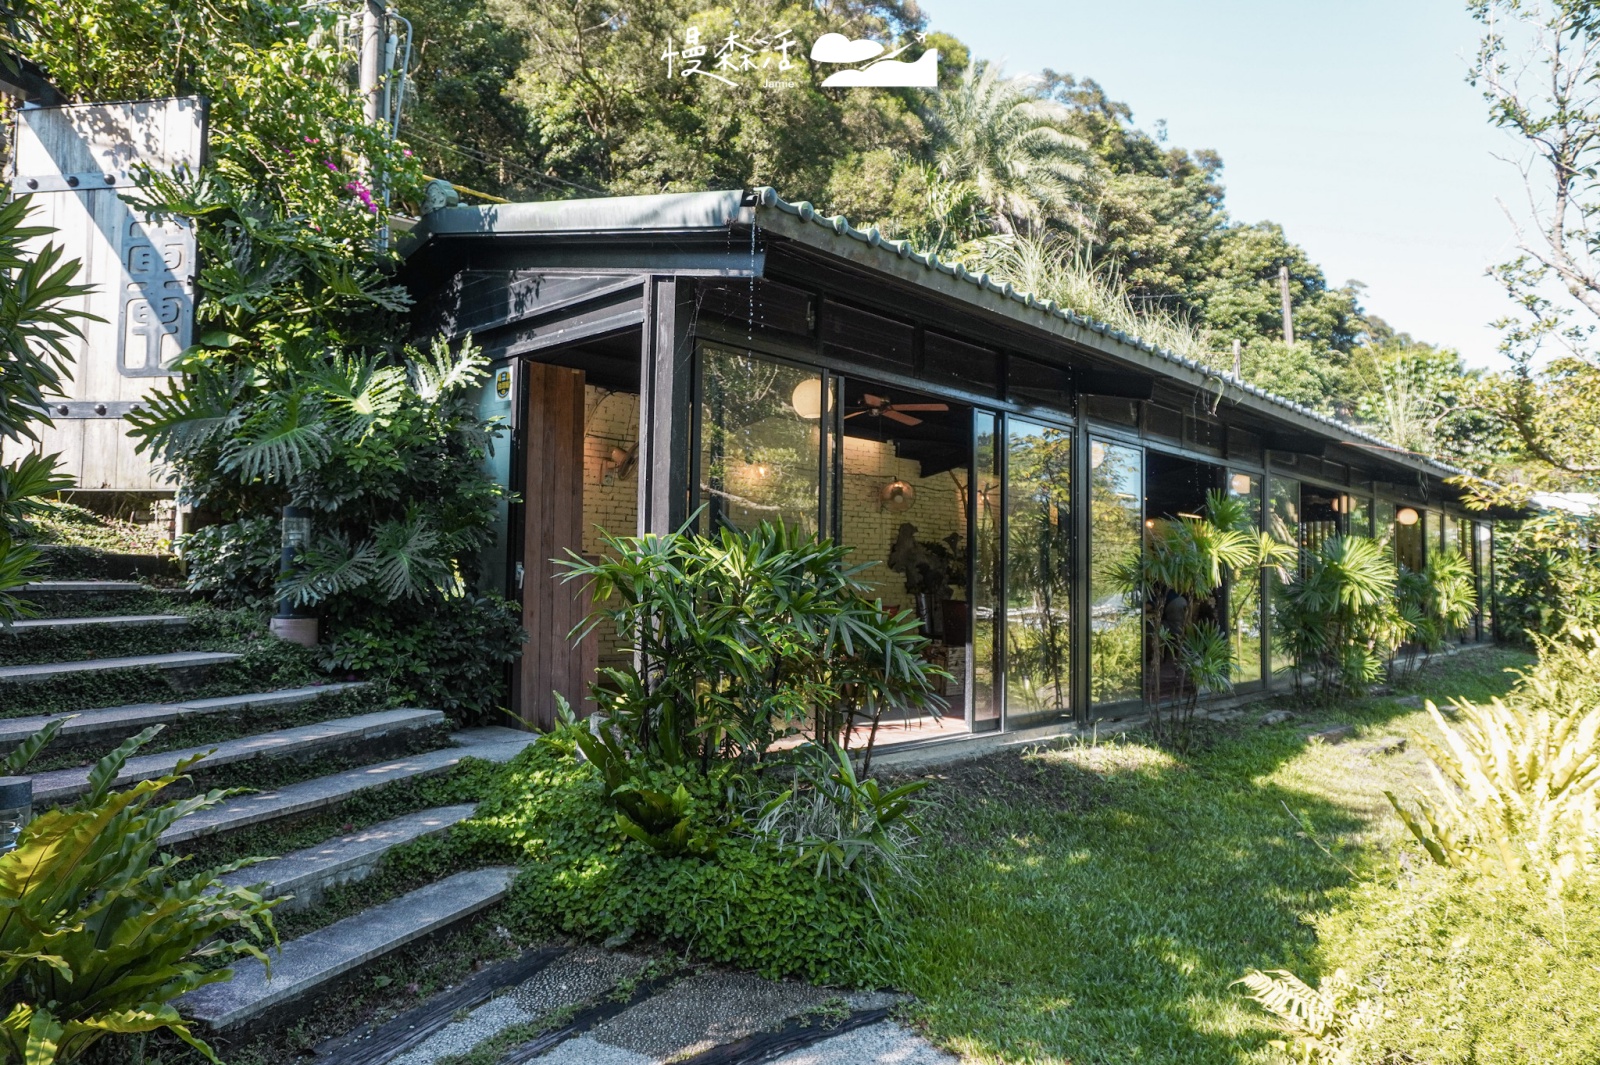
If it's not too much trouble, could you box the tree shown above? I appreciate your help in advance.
[920,61,1092,236]
[1350,319,1507,472]
[1471,0,1600,485]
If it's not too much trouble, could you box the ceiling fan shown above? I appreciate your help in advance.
[845,393,949,427]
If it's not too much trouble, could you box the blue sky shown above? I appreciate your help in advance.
[920,0,1524,368]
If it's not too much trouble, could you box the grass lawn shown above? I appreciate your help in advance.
[893,647,1533,1064]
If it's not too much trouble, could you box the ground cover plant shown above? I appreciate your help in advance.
[464,520,943,983]
[889,646,1590,1064]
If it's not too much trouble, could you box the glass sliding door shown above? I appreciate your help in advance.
[1227,470,1264,685]
[1004,417,1073,726]
[697,345,824,534]
[1267,477,1300,679]
[1088,439,1143,708]
[973,413,1001,729]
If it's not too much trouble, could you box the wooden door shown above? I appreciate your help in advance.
[518,362,597,728]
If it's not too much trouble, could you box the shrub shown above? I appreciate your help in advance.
[560,520,945,770]
[0,724,280,1065]
[320,593,525,722]
[178,516,279,609]
[1491,510,1600,642]
[470,731,898,985]
[1276,535,1406,696]
[1387,692,1600,895]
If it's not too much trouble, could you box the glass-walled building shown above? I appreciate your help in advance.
[408,188,1500,735]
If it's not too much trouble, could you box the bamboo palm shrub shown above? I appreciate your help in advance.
[1275,536,1406,698]
[1392,548,1477,676]
[1110,493,1257,741]
[560,519,946,773]
[0,197,91,622]
[0,723,279,1065]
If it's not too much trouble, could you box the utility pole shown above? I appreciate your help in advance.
[1278,264,1294,346]
[360,0,385,128]
[1231,336,1242,378]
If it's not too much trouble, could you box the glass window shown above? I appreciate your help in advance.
[1089,440,1143,707]
[1395,507,1425,573]
[973,412,1001,727]
[1301,486,1343,554]
[1349,496,1373,538]
[1227,471,1264,685]
[1476,522,1494,640]
[1376,500,1397,559]
[1268,477,1300,678]
[1004,418,1073,725]
[1441,513,1459,558]
[697,346,823,534]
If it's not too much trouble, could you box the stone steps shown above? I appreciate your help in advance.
[0,682,369,751]
[30,708,447,805]
[2,614,187,631]
[218,803,478,911]
[178,866,519,1031]
[162,728,537,846]
[0,650,240,686]
[18,580,146,594]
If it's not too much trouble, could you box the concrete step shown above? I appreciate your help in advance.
[0,650,240,686]
[162,728,538,847]
[30,709,447,805]
[2,614,187,632]
[218,804,478,911]
[18,580,146,594]
[179,866,518,1030]
[0,682,369,751]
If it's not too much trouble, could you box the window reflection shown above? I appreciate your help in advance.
[1005,418,1073,724]
[697,346,823,534]
[1268,477,1300,678]
[1228,471,1263,685]
[1089,440,1143,706]
[973,413,1001,726]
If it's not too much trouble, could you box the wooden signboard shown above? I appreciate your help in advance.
[3,97,205,491]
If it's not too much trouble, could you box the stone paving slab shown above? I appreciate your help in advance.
[31,708,445,804]
[0,650,239,685]
[162,731,539,845]
[390,948,651,1065]
[0,683,369,749]
[219,803,478,911]
[534,1038,650,1065]
[587,972,833,1062]
[179,866,518,1029]
[3,614,187,631]
[767,1020,957,1064]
